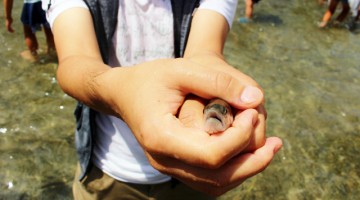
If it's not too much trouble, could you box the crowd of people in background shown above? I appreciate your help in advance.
[3,0,360,64]
[3,0,55,62]
[237,0,360,31]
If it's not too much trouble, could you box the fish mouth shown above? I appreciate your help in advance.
[205,109,226,126]
[204,108,227,134]
[203,99,233,134]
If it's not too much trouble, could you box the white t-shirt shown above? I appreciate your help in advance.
[42,0,238,184]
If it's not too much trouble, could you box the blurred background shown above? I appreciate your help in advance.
[1,0,359,199]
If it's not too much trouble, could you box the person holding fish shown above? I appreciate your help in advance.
[43,0,282,199]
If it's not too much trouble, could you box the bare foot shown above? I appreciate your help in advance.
[318,21,328,28]
[20,50,38,62]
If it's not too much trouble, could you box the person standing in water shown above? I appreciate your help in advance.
[318,0,350,28]
[239,0,262,23]
[3,0,55,62]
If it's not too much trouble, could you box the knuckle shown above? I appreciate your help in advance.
[214,72,235,95]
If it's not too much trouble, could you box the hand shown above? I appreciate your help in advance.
[178,95,266,153]
[98,58,264,165]
[162,137,282,196]
[318,21,327,28]
[181,52,267,152]
[174,53,276,195]
[94,58,281,195]
[176,97,277,196]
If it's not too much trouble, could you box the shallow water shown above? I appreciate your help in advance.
[1,1,359,199]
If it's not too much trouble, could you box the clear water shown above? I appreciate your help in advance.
[1,1,359,199]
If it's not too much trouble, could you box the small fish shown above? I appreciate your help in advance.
[203,99,234,134]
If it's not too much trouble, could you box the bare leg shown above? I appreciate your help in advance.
[21,25,38,61]
[335,3,350,22]
[43,26,56,55]
[245,0,254,19]
[319,0,339,27]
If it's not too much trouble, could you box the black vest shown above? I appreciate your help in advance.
[75,0,200,180]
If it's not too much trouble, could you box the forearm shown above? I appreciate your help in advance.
[53,8,126,117]
[184,9,228,59]
[184,9,261,89]
[182,9,235,88]
[57,55,122,116]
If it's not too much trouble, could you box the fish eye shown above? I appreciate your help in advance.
[207,104,227,115]
[219,105,227,115]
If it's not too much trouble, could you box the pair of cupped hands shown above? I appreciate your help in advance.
[98,53,283,196]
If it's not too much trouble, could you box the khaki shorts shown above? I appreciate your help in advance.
[73,164,215,200]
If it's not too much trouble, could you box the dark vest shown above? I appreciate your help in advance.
[74,0,200,180]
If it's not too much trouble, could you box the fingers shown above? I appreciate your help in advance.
[243,105,267,153]
[144,108,257,168]
[203,109,258,166]
[147,137,282,196]
[226,137,283,180]
[179,96,266,155]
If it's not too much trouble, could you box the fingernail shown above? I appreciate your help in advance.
[240,86,263,104]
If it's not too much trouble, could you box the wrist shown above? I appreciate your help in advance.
[89,66,128,117]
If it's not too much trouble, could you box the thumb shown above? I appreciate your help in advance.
[172,58,264,109]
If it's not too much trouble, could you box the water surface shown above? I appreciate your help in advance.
[1,0,359,199]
